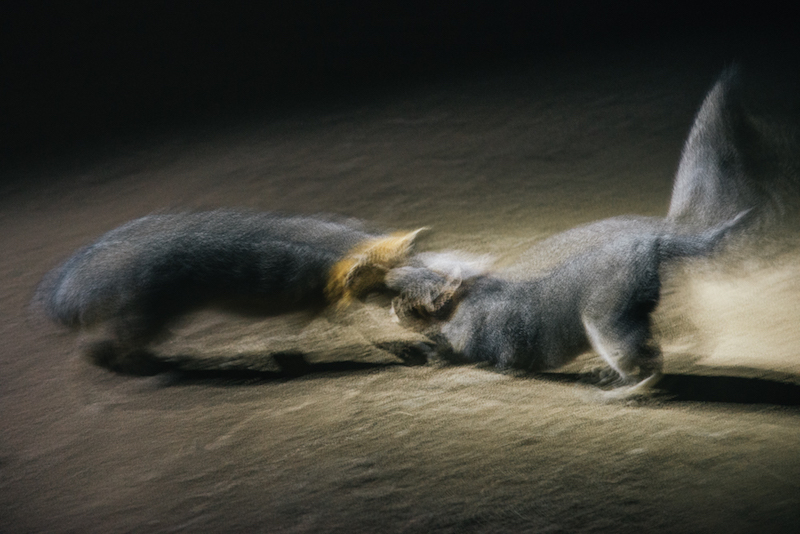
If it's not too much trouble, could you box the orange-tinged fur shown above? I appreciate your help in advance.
[326,228,427,306]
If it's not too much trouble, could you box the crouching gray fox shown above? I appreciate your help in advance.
[37,210,425,375]
[387,213,748,394]
[386,68,763,395]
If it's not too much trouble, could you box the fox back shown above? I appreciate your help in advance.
[39,211,421,329]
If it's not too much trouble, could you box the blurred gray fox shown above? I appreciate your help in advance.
[387,213,748,394]
[386,68,764,394]
[37,210,424,374]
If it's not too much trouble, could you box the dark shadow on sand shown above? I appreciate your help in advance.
[656,373,800,406]
[147,341,432,385]
[157,357,404,387]
[536,372,800,406]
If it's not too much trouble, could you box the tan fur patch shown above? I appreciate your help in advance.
[325,228,427,306]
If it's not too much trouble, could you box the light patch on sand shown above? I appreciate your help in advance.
[659,257,800,376]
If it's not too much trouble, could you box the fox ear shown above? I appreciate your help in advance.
[326,228,429,305]
[381,227,428,260]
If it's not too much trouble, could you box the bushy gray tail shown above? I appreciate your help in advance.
[668,65,799,232]
[35,247,95,328]
[660,209,751,261]
[668,67,753,226]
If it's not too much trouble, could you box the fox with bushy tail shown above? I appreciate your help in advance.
[669,65,800,236]
[389,212,748,393]
[36,210,425,375]
[386,68,768,396]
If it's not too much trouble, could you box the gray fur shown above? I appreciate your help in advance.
[37,210,391,374]
[386,68,773,388]
[387,214,746,383]
[668,65,800,233]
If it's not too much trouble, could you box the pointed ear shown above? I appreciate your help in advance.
[381,227,429,261]
[325,228,429,305]
[353,227,429,270]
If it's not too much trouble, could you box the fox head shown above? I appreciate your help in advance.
[384,251,494,325]
[385,265,463,325]
[325,228,428,306]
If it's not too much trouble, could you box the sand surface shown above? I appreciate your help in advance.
[2,39,800,532]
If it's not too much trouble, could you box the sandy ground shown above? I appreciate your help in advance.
[2,40,800,532]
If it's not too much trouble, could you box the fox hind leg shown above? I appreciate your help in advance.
[582,316,662,391]
[84,311,173,375]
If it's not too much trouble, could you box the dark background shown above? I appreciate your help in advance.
[1,1,796,170]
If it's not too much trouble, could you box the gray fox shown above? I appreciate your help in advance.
[387,213,748,392]
[37,210,425,374]
[385,68,763,394]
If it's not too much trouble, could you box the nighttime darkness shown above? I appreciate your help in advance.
[2,2,800,533]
